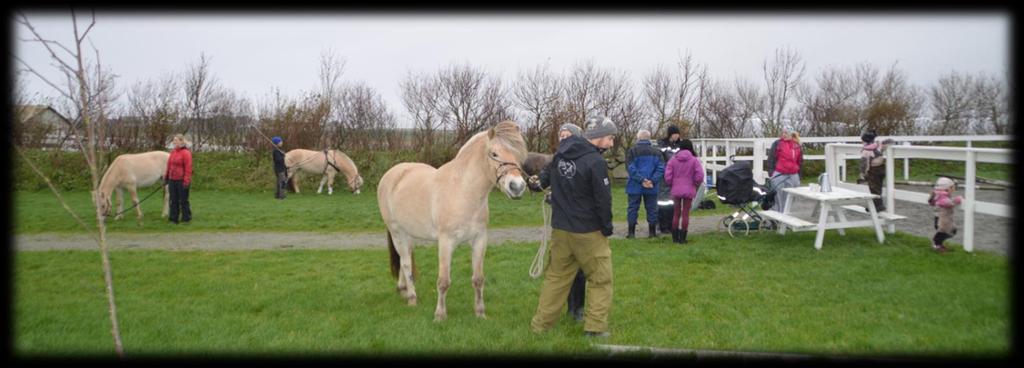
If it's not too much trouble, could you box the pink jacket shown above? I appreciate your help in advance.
[929,189,962,234]
[664,149,705,199]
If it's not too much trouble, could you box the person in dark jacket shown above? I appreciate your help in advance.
[625,129,665,238]
[531,116,617,338]
[528,122,588,322]
[272,136,288,200]
[658,125,695,161]
[165,134,193,224]
[858,131,895,212]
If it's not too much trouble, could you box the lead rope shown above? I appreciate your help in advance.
[529,193,553,279]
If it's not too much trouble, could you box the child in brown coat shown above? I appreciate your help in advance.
[927,177,963,253]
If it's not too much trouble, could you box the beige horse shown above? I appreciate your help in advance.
[95,151,170,221]
[378,120,528,321]
[285,149,364,195]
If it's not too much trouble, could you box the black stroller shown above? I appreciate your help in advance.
[716,161,779,237]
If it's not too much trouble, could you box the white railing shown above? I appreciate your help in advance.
[689,135,1011,253]
[694,135,1011,186]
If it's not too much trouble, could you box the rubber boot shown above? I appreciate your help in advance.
[671,229,680,243]
[648,224,657,238]
[680,230,689,244]
[626,223,636,239]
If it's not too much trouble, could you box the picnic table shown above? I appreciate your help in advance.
[757,186,886,250]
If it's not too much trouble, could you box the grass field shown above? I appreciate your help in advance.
[13,180,736,234]
[14,230,1008,358]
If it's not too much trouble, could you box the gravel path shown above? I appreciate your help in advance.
[15,184,1010,254]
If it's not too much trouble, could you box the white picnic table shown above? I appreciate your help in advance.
[758,186,886,250]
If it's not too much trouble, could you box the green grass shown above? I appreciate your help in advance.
[14,180,735,234]
[14,230,1008,357]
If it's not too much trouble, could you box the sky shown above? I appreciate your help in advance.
[12,11,1010,128]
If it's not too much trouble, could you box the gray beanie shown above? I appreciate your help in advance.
[583,116,618,140]
[559,123,582,137]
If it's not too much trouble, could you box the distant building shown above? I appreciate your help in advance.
[15,105,76,150]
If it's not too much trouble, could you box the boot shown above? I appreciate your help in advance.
[680,230,689,244]
[626,223,636,239]
[648,224,658,238]
[671,229,681,244]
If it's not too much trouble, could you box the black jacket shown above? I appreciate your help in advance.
[273,148,287,174]
[540,135,614,236]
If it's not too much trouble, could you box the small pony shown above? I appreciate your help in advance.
[95,151,170,222]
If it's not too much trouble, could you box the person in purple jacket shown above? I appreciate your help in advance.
[664,148,705,244]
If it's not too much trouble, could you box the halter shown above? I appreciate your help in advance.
[490,154,524,185]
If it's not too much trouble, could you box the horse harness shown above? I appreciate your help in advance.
[490,154,524,185]
[322,149,344,175]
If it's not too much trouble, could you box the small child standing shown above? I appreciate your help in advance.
[859,131,895,212]
[928,177,963,253]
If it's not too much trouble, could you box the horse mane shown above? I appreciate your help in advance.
[98,156,124,196]
[457,120,527,164]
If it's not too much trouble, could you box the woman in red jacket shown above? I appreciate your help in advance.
[165,134,193,224]
[766,126,803,213]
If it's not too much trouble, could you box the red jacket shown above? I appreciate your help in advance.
[772,138,803,175]
[165,146,193,186]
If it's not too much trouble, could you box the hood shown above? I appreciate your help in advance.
[673,148,694,162]
[666,125,680,139]
[556,134,599,160]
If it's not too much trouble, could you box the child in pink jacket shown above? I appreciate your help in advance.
[928,177,963,253]
[664,149,705,244]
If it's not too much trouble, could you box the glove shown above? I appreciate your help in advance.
[601,227,613,237]
[954,196,963,205]
[527,175,543,192]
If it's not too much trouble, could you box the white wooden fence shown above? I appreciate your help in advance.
[691,135,1012,253]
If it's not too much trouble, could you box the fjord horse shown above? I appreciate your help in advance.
[285,148,364,195]
[96,151,170,222]
[378,120,528,321]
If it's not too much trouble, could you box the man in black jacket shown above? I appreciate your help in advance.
[272,136,287,200]
[531,116,617,338]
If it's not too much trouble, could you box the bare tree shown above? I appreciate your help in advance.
[733,76,762,137]
[436,63,511,147]
[797,65,860,136]
[513,62,562,152]
[929,71,974,135]
[759,47,806,137]
[14,10,125,357]
[564,59,609,127]
[318,49,346,148]
[182,52,220,151]
[400,71,447,165]
[859,62,924,136]
[972,71,1009,135]
[126,73,181,150]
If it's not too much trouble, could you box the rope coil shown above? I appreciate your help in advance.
[529,193,553,279]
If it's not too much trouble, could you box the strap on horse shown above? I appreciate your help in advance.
[323,149,344,174]
[110,184,165,218]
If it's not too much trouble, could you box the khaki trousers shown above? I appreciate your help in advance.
[531,229,613,333]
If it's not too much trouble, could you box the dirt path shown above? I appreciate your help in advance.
[15,184,1010,254]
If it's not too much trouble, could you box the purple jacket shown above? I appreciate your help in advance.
[664,149,705,199]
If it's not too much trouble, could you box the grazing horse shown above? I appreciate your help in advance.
[285,148,364,195]
[378,120,528,321]
[95,151,170,222]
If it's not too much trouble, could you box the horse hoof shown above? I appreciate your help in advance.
[433,313,447,322]
[406,297,417,306]
[476,312,487,319]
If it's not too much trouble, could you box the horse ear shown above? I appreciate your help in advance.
[488,126,496,139]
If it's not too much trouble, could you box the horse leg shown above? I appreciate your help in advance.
[114,188,124,221]
[129,185,143,224]
[394,232,417,305]
[290,171,301,194]
[327,172,335,195]
[470,232,488,319]
[162,184,169,218]
[317,175,327,194]
[435,235,456,322]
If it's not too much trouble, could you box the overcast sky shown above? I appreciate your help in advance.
[13,12,1010,128]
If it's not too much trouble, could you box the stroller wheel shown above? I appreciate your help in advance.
[727,218,750,238]
[718,215,734,232]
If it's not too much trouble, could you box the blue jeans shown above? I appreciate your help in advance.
[627,193,658,225]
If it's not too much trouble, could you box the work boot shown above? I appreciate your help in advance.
[626,223,636,239]
[680,230,689,244]
[648,224,658,238]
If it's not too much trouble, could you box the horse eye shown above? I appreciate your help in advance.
[490,152,498,158]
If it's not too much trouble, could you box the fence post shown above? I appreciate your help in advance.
[902,141,911,181]
[753,139,765,184]
[963,150,976,253]
[885,143,896,234]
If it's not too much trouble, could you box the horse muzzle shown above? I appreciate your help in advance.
[505,177,526,199]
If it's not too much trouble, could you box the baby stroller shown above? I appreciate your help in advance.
[716,161,779,237]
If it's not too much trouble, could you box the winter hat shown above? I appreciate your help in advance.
[781,124,796,135]
[861,131,877,144]
[583,116,618,140]
[934,177,956,191]
[666,125,681,138]
[558,123,582,137]
[272,136,283,145]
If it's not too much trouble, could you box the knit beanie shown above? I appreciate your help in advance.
[583,116,618,140]
[934,177,956,191]
[558,123,582,137]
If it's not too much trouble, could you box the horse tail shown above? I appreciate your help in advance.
[388,230,400,279]
[387,229,417,281]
